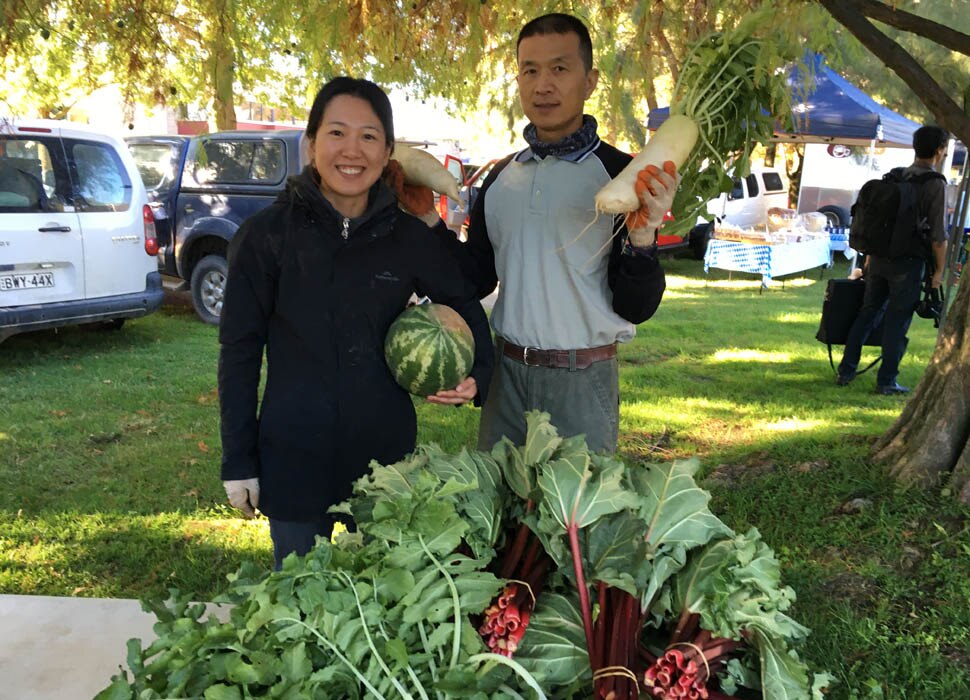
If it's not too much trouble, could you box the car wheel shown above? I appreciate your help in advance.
[190,254,228,325]
[99,319,126,331]
[689,222,714,260]
[817,205,850,228]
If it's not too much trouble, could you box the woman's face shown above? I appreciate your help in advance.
[309,94,391,218]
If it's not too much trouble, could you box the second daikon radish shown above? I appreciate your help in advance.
[393,145,461,201]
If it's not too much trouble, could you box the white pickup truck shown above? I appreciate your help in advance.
[688,167,789,258]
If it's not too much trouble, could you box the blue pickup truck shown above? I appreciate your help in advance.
[126,130,308,323]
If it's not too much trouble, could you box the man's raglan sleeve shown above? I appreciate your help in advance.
[595,144,667,324]
[434,156,513,300]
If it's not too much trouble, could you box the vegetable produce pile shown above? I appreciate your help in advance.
[98,413,831,699]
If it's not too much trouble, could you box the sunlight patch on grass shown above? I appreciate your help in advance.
[711,348,793,363]
[774,312,819,324]
[663,274,703,290]
[625,395,746,420]
[684,276,819,291]
[657,289,709,300]
[754,416,827,433]
[183,516,270,540]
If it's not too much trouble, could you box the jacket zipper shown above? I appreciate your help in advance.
[341,217,350,240]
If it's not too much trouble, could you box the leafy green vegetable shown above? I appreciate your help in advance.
[99,411,829,700]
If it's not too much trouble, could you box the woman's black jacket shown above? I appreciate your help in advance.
[218,168,493,521]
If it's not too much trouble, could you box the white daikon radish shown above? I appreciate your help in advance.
[594,114,699,214]
[393,144,461,200]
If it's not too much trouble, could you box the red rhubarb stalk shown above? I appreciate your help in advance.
[567,522,595,651]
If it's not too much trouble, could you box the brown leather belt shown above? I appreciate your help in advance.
[501,340,616,370]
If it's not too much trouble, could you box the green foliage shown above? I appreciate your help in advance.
[4,1,962,149]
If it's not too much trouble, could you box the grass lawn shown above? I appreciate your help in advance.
[1,257,968,698]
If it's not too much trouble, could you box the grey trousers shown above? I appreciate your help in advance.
[478,341,619,453]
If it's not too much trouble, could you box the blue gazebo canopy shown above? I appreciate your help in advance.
[647,53,920,147]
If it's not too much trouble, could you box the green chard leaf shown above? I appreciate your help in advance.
[626,458,732,610]
[535,447,637,553]
[428,448,505,559]
[630,458,733,554]
[514,592,590,687]
[581,510,649,596]
[493,410,563,501]
[750,627,815,700]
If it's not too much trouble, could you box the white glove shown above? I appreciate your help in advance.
[224,478,260,518]
[625,164,681,248]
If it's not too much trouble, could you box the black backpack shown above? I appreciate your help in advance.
[848,168,946,259]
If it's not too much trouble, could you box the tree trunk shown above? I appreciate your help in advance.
[209,4,236,132]
[872,271,970,498]
[817,0,970,502]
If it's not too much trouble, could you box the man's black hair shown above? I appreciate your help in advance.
[913,125,948,159]
[306,76,394,148]
[517,13,594,72]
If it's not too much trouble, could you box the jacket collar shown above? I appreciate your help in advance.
[283,166,398,239]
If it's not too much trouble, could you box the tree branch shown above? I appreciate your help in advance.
[856,0,970,56]
[816,0,970,147]
[651,1,679,85]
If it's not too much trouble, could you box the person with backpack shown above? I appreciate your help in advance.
[836,125,949,394]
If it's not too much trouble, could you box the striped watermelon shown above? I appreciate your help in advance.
[384,303,475,396]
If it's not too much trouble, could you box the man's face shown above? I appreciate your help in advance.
[516,31,598,143]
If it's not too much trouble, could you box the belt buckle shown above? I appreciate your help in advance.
[523,346,540,366]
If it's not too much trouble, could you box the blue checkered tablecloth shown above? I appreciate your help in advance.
[704,237,832,284]
[827,226,849,253]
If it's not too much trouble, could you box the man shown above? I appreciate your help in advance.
[837,125,949,395]
[441,13,676,452]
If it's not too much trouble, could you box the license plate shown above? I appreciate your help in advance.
[0,272,55,291]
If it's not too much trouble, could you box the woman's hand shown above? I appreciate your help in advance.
[384,159,439,225]
[426,376,477,405]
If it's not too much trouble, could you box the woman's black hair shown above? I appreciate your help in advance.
[305,77,394,148]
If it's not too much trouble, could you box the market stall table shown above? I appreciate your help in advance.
[704,237,832,288]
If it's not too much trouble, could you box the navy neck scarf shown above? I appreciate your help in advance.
[523,114,598,159]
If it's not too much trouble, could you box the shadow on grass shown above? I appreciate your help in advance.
[1,510,272,601]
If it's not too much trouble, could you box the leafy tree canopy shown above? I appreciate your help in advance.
[1,1,966,145]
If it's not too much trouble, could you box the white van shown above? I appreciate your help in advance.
[0,119,163,343]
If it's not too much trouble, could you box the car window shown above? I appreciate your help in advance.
[471,164,494,189]
[745,173,760,197]
[728,178,744,201]
[128,142,181,195]
[66,140,132,212]
[187,139,286,185]
[250,142,286,181]
[445,156,463,187]
[0,137,65,212]
[762,171,785,192]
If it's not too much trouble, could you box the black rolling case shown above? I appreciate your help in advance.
[816,278,884,372]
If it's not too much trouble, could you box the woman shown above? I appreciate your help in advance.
[218,77,493,569]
